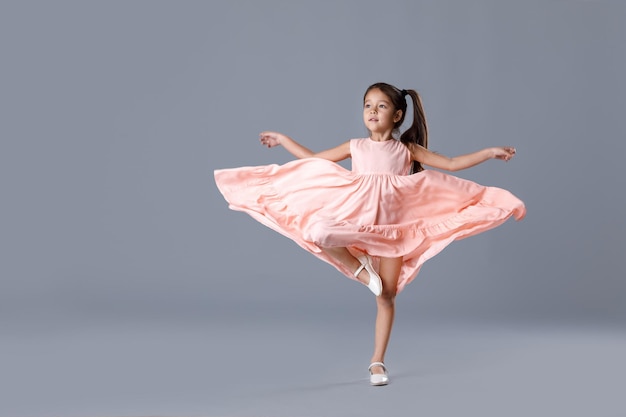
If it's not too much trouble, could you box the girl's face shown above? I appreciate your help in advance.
[363,88,402,134]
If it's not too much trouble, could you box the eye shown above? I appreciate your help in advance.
[379,104,386,109]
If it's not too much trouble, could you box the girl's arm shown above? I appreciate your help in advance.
[259,131,351,162]
[410,143,516,172]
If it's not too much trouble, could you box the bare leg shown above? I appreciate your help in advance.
[370,256,402,376]
[320,247,400,378]
[320,246,375,286]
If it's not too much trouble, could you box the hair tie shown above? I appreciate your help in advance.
[401,89,408,97]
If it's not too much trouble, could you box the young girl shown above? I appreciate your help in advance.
[214,82,526,386]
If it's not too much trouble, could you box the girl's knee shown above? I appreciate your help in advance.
[377,288,396,305]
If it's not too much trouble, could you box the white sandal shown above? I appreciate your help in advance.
[354,254,382,296]
[368,362,389,386]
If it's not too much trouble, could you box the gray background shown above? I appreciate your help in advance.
[1,1,625,416]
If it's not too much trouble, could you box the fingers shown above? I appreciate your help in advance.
[494,147,517,162]
[508,147,516,160]
[502,146,517,161]
[259,131,278,148]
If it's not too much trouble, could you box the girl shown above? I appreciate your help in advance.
[214,82,526,386]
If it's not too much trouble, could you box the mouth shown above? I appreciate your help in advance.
[369,118,378,122]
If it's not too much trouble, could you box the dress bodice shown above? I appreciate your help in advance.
[350,138,412,175]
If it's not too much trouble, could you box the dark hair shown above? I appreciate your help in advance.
[363,82,429,173]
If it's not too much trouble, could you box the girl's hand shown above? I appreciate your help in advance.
[492,146,517,162]
[259,131,286,148]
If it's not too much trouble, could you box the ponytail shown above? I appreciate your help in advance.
[400,90,428,173]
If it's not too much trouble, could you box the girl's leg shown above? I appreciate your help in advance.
[320,247,401,379]
[320,246,374,285]
[370,256,402,376]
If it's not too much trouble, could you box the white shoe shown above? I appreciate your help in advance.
[355,254,382,296]
[368,362,389,386]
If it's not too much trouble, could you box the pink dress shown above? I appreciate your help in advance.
[214,138,526,293]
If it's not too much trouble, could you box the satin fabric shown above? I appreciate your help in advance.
[214,138,526,293]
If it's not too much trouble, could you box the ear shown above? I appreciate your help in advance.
[394,110,403,123]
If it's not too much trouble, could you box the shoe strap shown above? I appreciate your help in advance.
[354,263,366,277]
[369,362,387,372]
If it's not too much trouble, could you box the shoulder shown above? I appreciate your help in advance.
[348,138,365,146]
[349,138,369,146]
[348,138,370,150]
[405,142,425,157]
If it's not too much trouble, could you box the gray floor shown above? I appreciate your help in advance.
[2,313,625,417]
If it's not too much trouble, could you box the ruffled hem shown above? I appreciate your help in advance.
[214,159,525,293]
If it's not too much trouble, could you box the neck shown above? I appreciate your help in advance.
[369,131,394,142]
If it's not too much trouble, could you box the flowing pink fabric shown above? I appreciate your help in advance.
[214,138,526,293]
